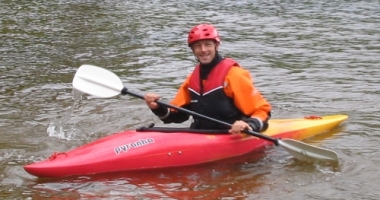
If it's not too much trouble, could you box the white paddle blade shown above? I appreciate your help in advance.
[72,65,124,98]
[279,139,339,163]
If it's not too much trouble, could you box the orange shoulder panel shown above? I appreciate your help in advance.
[223,66,271,121]
[170,75,192,108]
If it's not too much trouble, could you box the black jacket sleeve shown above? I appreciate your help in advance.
[150,104,191,124]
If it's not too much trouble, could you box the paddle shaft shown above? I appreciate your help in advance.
[121,88,279,145]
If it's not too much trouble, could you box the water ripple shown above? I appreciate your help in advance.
[1,0,379,199]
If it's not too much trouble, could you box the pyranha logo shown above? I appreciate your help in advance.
[114,138,155,154]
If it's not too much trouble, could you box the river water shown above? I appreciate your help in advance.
[1,0,379,199]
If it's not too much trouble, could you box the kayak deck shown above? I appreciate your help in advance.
[24,115,348,178]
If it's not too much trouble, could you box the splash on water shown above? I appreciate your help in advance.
[46,89,83,140]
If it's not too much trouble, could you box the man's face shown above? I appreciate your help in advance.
[191,40,219,64]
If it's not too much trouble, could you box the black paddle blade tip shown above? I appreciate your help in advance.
[121,87,128,95]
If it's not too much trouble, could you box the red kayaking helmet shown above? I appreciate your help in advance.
[187,24,221,47]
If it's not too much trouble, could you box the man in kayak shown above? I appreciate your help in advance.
[144,24,271,134]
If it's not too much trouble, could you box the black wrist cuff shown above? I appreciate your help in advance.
[242,117,268,132]
[151,105,169,118]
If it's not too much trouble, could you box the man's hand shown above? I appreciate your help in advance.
[229,120,253,134]
[144,93,161,109]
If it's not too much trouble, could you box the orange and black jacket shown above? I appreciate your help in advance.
[151,56,272,131]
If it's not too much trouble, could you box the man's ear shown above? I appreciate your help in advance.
[216,42,220,50]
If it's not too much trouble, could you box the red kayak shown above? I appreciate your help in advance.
[24,115,347,178]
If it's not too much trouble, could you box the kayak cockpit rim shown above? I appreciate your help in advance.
[136,124,230,134]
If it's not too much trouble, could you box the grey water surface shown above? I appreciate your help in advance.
[1,0,379,199]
